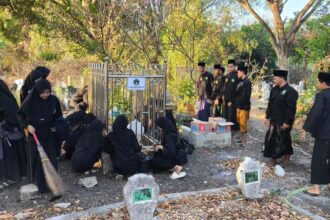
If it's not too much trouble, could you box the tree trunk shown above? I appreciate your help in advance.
[278,52,288,70]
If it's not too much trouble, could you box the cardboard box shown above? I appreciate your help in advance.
[191,121,212,133]
[217,122,234,133]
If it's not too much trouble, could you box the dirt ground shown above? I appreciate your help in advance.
[0,100,329,219]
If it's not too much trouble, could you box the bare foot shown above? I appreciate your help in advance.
[173,165,183,174]
[307,185,320,196]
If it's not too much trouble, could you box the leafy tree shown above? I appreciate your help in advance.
[235,0,325,70]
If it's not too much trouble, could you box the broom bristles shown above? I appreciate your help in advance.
[37,147,65,196]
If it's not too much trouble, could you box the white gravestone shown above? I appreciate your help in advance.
[261,83,270,102]
[123,174,160,220]
[236,157,263,199]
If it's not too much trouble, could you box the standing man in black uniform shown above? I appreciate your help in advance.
[196,62,214,121]
[211,64,225,117]
[223,59,239,130]
[264,70,298,166]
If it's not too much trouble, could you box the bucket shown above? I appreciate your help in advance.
[138,152,154,173]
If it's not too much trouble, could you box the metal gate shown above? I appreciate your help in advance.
[89,58,167,144]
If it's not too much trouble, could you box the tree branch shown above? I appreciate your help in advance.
[287,0,323,44]
[236,0,279,51]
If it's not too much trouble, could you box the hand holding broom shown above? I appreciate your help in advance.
[31,132,65,199]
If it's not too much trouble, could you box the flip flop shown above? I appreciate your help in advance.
[169,171,186,180]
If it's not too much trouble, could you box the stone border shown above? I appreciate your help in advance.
[48,185,326,220]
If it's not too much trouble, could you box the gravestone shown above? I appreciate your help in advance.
[123,174,160,220]
[261,83,270,102]
[298,81,305,94]
[236,157,263,199]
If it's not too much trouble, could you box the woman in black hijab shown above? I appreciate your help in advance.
[63,102,94,159]
[18,78,63,193]
[20,66,50,104]
[71,119,104,173]
[152,116,186,179]
[104,115,141,176]
[0,80,26,188]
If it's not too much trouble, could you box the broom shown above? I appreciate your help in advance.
[32,133,65,197]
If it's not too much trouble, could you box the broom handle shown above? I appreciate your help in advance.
[32,133,41,146]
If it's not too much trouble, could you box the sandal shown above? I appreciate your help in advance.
[169,171,186,180]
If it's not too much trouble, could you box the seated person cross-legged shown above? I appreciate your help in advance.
[104,115,141,178]
[151,116,186,179]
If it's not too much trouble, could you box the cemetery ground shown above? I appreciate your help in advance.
[0,99,329,219]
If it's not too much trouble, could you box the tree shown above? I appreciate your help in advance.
[235,0,325,70]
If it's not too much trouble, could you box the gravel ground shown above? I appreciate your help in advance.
[0,102,329,219]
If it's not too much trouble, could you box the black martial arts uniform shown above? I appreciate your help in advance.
[264,83,298,159]
[211,73,225,117]
[18,79,62,193]
[20,66,50,104]
[71,120,104,173]
[104,115,141,175]
[303,87,330,185]
[223,70,239,129]
[152,117,178,173]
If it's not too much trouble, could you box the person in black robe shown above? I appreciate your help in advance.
[211,64,225,117]
[303,72,330,196]
[18,79,63,193]
[264,70,298,166]
[196,62,214,121]
[0,80,26,188]
[20,66,50,104]
[223,59,239,130]
[152,116,186,179]
[104,115,141,176]
[63,102,95,159]
[71,119,104,173]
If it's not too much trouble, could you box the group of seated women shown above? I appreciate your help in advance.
[65,113,187,180]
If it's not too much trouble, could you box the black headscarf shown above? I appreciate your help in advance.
[20,66,50,103]
[20,79,54,125]
[113,114,129,134]
[0,79,18,110]
[155,116,177,143]
[0,80,19,129]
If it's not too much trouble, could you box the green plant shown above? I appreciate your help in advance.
[178,80,196,105]
[296,73,318,118]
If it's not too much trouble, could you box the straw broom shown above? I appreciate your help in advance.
[32,133,65,197]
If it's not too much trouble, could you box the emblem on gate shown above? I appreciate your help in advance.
[134,79,140,85]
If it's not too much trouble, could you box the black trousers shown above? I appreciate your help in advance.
[224,101,238,130]
[311,139,330,184]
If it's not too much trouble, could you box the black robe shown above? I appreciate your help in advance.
[71,120,104,173]
[104,115,141,175]
[63,110,95,158]
[152,117,177,173]
[303,88,330,184]
[223,71,239,129]
[211,74,225,116]
[0,80,26,182]
[264,83,298,159]
[18,81,63,193]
